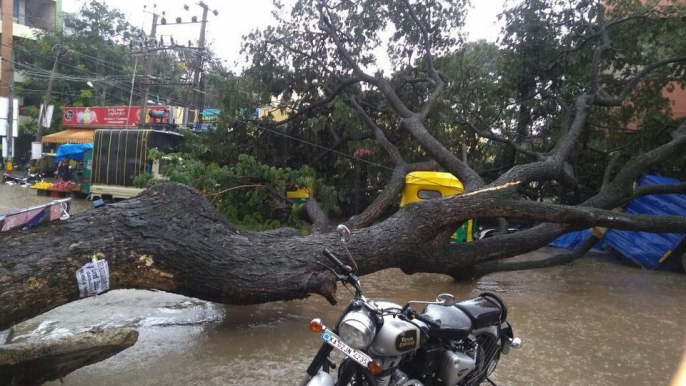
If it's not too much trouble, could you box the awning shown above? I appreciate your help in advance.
[42,129,95,144]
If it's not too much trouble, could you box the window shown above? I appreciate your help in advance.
[13,0,18,19]
[417,190,442,200]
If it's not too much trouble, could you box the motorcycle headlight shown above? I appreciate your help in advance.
[339,311,376,349]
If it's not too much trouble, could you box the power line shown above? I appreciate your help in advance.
[5,43,464,192]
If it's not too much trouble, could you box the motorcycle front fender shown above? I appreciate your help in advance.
[304,371,335,386]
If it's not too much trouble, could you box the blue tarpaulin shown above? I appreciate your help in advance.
[55,143,93,162]
[602,174,686,269]
[549,229,605,250]
[550,174,686,269]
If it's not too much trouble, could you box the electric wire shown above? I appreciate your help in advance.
[3,43,467,193]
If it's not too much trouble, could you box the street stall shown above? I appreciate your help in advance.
[40,128,96,179]
[32,142,93,197]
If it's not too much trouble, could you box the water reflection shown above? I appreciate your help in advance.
[0,184,92,214]
[9,253,678,386]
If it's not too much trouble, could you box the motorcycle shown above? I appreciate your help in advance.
[301,225,522,386]
[3,171,44,186]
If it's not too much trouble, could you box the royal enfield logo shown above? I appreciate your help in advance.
[395,329,418,351]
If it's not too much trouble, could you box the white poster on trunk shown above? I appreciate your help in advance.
[39,104,55,128]
[0,97,20,137]
[2,137,14,158]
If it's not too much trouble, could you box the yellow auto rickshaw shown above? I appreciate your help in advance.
[400,171,476,243]
[286,178,315,204]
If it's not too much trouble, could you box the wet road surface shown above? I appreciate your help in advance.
[0,183,92,214]
[10,253,684,386]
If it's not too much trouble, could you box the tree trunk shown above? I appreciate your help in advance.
[3,182,686,332]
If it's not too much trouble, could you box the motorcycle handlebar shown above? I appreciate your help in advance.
[322,248,348,272]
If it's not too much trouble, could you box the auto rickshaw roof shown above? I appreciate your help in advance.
[405,171,464,192]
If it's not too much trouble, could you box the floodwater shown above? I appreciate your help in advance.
[0,183,92,214]
[3,185,686,386]
[5,251,684,386]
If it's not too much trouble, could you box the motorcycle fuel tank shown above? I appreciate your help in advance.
[369,313,423,357]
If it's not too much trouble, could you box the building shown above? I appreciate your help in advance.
[0,0,63,84]
[605,0,686,122]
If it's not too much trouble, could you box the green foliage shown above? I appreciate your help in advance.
[135,151,338,231]
[18,106,39,135]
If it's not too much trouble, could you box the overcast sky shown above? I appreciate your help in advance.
[64,0,506,70]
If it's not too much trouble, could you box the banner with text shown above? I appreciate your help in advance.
[61,106,169,127]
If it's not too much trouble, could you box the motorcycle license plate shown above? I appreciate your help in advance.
[321,329,371,368]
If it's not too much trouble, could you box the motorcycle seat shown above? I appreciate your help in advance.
[454,297,502,330]
[421,303,472,340]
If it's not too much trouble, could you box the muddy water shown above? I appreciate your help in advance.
[0,184,92,214]
[3,185,686,385]
[5,250,682,386]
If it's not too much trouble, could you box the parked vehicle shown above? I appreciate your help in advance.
[400,172,476,243]
[474,227,520,241]
[2,171,44,186]
[89,129,183,201]
[301,225,521,386]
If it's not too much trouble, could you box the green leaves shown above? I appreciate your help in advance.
[137,150,337,231]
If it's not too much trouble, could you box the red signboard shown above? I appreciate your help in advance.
[61,106,169,127]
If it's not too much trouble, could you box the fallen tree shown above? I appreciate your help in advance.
[2,0,686,384]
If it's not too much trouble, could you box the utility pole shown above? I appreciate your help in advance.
[2,0,14,172]
[191,2,210,130]
[140,4,159,127]
[127,56,139,127]
[36,45,65,143]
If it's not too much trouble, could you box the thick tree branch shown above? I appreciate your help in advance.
[400,0,444,117]
[454,236,600,280]
[591,121,686,207]
[591,4,612,93]
[345,164,408,230]
[602,152,622,189]
[350,97,404,165]
[619,182,686,206]
[3,183,686,333]
[594,55,686,106]
[305,197,333,234]
[402,114,484,190]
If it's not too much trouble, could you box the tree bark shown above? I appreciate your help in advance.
[3,182,686,332]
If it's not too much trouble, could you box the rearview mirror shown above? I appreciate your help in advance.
[436,293,457,306]
[337,224,351,244]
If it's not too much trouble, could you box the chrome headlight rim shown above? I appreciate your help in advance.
[339,311,376,349]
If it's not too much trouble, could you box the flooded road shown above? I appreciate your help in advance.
[3,184,686,385]
[6,250,683,386]
[0,183,92,214]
